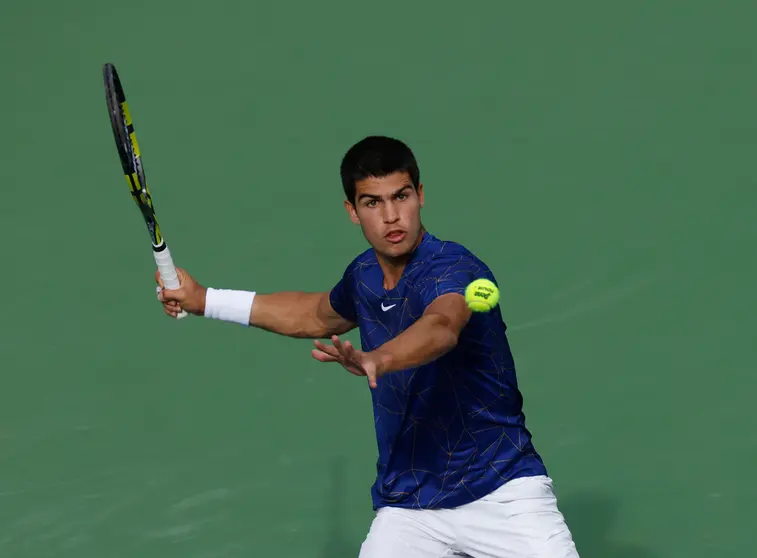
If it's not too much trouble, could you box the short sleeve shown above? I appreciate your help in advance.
[419,254,492,310]
[328,265,358,323]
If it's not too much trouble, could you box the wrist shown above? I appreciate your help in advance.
[199,286,208,315]
[203,287,256,326]
[372,348,395,376]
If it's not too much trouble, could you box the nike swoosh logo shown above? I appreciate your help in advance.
[381,303,396,311]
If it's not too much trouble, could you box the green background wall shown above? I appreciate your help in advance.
[1,2,754,556]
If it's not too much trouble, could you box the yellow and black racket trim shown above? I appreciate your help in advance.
[103,62,187,318]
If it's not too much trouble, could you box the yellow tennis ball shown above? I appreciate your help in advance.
[465,279,500,312]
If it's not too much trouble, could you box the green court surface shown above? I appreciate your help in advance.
[1,2,755,556]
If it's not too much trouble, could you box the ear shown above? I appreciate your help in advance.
[417,183,425,208]
[344,199,360,225]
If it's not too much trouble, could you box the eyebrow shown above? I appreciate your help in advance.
[357,184,413,202]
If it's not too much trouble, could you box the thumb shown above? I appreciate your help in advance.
[367,373,378,389]
[156,267,189,302]
[365,361,378,389]
[175,267,190,285]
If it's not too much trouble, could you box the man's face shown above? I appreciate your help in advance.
[345,171,424,260]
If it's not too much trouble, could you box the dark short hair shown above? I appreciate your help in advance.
[340,136,420,205]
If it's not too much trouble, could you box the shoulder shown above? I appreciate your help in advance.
[416,235,493,281]
[339,246,379,280]
[409,235,497,306]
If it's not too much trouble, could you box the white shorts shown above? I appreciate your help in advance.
[359,476,579,558]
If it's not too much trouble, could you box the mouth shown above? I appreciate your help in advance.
[385,229,407,244]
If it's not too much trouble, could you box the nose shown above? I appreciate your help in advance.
[382,200,400,223]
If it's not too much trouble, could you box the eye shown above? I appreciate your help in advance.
[396,192,408,201]
[366,200,378,208]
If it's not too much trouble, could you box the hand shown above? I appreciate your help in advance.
[155,267,207,318]
[312,335,387,389]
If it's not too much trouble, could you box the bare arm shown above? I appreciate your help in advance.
[250,291,356,338]
[371,292,471,374]
[312,292,472,387]
[156,268,356,339]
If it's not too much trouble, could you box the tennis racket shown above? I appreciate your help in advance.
[103,62,187,319]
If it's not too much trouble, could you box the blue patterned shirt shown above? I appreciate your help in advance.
[329,232,547,510]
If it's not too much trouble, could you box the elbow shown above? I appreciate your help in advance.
[263,317,327,339]
[439,327,460,355]
[428,314,460,355]
[290,323,329,338]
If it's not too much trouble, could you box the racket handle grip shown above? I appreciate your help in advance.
[154,245,188,319]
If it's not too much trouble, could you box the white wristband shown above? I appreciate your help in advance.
[204,288,255,326]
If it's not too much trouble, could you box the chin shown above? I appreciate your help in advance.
[381,236,417,259]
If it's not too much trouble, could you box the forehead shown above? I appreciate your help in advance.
[354,171,413,196]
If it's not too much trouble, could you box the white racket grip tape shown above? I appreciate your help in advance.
[154,245,188,319]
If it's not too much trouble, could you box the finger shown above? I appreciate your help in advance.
[342,340,357,360]
[162,303,180,314]
[311,349,339,362]
[155,269,165,288]
[331,335,349,357]
[156,286,177,305]
[160,288,183,303]
[314,339,341,358]
[158,292,179,305]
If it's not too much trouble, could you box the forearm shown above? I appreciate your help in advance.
[372,313,459,374]
[200,283,354,338]
[250,292,338,338]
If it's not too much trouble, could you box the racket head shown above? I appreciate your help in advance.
[103,63,164,247]
[103,64,134,175]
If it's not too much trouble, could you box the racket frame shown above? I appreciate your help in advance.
[103,63,187,319]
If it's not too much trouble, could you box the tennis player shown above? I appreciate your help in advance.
[157,136,579,558]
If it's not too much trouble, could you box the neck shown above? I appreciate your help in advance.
[379,227,426,290]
